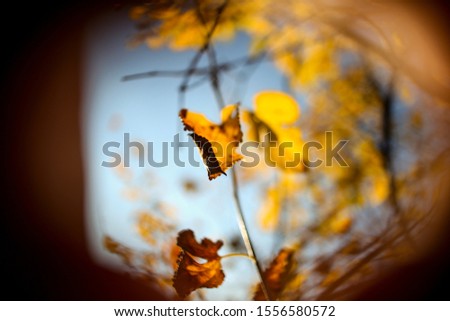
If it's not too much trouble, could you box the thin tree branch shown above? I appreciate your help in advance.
[122,68,205,81]
[207,45,225,108]
[194,0,272,300]
[231,168,273,301]
[122,54,264,82]
[221,252,255,261]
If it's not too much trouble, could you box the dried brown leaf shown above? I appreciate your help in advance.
[172,229,225,297]
[253,248,295,300]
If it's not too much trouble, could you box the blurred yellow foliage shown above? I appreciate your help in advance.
[327,210,353,235]
[130,0,271,50]
[274,40,339,88]
[259,186,281,230]
[243,91,305,172]
[136,212,173,246]
[258,173,305,231]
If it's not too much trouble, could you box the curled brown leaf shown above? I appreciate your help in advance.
[172,229,225,297]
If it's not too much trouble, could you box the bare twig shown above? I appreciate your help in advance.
[221,252,255,261]
[178,0,227,94]
[231,168,273,300]
[193,0,272,300]
[122,54,263,82]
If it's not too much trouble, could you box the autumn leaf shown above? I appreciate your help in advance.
[243,91,305,172]
[254,91,300,126]
[172,229,225,297]
[179,104,243,180]
[253,248,295,300]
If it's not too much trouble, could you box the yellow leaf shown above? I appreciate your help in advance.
[254,91,300,126]
[172,229,225,298]
[179,105,243,180]
[245,91,304,172]
[271,127,304,171]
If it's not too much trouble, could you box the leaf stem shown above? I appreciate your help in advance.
[221,252,255,261]
[231,168,273,300]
